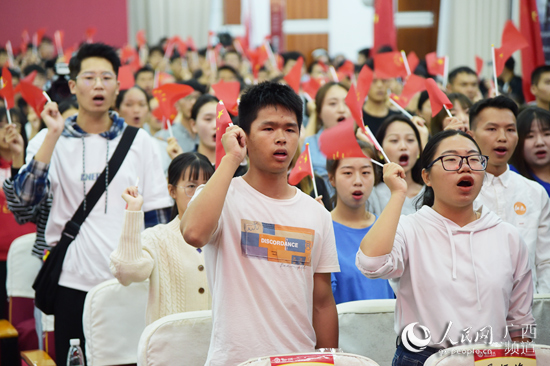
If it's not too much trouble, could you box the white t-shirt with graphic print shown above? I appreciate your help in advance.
[201,177,340,366]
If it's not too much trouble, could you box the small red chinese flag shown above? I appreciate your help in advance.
[337,60,355,80]
[425,52,446,76]
[283,56,304,93]
[494,20,529,76]
[118,65,135,90]
[18,81,48,115]
[85,27,96,43]
[288,143,314,185]
[121,45,141,72]
[407,52,420,74]
[152,83,194,123]
[345,83,366,134]
[0,67,15,109]
[21,30,30,54]
[520,0,545,102]
[249,46,269,80]
[302,77,322,100]
[425,78,453,117]
[373,0,396,53]
[475,56,484,77]
[356,65,374,104]
[374,52,408,79]
[401,74,426,100]
[389,93,410,109]
[215,101,233,168]
[212,80,240,116]
[21,70,37,84]
[319,118,365,160]
[136,30,147,48]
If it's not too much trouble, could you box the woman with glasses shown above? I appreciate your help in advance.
[356,130,534,365]
[110,152,214,324]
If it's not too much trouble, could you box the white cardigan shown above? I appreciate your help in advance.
[110,211,211,324]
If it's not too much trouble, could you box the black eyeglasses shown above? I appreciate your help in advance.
[427,154,489,171]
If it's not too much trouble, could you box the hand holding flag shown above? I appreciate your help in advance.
[215,101,234,168]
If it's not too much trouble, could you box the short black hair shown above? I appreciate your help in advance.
[115,86,150,110]
[23,64,46,78]
[58,96,79,115]
[40,36,53,45]
[504,56,515,72]
[148,46,164,56]
[217,65,241,79]
[282,51,305,68]
[531,65,550,86]
[190,94,219,121]
[69,43,120,80]
[417,90,429,112]
[238,82,303,135]
[358,48,370,59]
[178,79,207,94]
[448,66,476,85]
[469,95,518,130]
[135,66,154,79]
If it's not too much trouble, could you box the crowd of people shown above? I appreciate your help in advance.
[0,32,549,366]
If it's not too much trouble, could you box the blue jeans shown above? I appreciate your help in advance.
[392,343,439,366]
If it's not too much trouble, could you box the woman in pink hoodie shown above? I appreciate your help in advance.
[356,130,534,365]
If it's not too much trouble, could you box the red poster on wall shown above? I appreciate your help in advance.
[270,0,285,53]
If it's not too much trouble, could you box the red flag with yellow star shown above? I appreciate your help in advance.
[215,101,233,168]
[373,0,396,53]
[520,0,545,102]
[494,21,529,76]
[152,83,194,129]
[0,67,15,109]
[319,118,365,160]
[374,51,407,79]
[17,81,48,115]
[212,80,240,116]
[288,143,314,185]
[426,52,446,76]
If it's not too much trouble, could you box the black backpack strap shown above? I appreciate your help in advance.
[62,126,139,238]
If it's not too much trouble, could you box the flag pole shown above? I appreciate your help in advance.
[42,91,52,103]
[389,97,414,119]
[401,50,411,76]
[443,105,453,118]
[366,125,391,163]
[306,143,318,198]
[491,45,499,96]
[166,118,174,138]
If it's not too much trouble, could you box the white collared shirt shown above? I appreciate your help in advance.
[475,165,550,293]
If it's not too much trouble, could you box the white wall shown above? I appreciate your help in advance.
[328,0,374,61]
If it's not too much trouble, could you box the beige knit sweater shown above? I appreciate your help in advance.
[110,211,211,325]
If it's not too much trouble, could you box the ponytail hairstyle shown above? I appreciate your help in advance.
[416,129,482,209]
[168,152,215,220]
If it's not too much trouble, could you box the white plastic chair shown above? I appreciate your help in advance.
[137,310,212,366]
[238,352,380,365]
[337,299,397,366]
[532,293,550,345]
[82,278,149,366]
[6,233,40,299]
[424,343,550,366]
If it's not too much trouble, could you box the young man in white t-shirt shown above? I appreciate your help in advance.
[12,43,172,360]
[182,82,340,366]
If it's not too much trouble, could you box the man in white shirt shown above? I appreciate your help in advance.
[13,43,172,360]
[468,95,550,293]
[181,82,340,365]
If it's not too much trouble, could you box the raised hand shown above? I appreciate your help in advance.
[121,185,144,211]
[411,116,429,148]
[383,162,407,196]
[221,125,247,164]
[4,124,24,157]
[40,102,65,136]
[443,117,468,133]
[166,136,183,160]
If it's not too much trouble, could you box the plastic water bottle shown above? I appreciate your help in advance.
[66,338,85,366]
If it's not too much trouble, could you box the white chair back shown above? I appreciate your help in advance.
[424,343,550,366]
[137,310,212,366]
[237,352,380,365]
[337,299,397,366]
[532,293,550,346]
[6,233,39,298]
[83,279,149,366]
